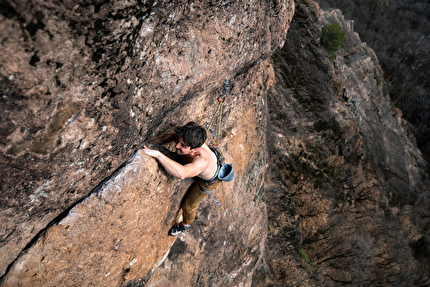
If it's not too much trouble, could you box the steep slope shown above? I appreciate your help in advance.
[253,0,430,286]
[318,0,430,166]
[0,0,294,285]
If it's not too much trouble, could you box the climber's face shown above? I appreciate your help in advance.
[175,137,192,155]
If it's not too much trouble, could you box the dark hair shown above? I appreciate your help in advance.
[174,122,207,149]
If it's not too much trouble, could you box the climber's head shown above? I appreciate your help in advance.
[174,122,207,155]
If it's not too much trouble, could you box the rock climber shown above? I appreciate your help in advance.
[142,122,224,236]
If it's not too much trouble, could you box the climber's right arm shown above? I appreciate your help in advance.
[142,146,208,179]
[149,132,178,145]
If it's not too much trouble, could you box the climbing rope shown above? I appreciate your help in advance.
[223,182,243,253]
[212,188,242,253]
[206,78,229,146]
[206,78,243,254]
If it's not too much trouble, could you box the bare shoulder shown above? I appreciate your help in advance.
[198,145,213,159]
[190,148,209,168]
[192,153,209,165]
[200,143,211,153]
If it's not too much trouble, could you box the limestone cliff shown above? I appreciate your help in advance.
[0,0,294,286]
[253,0,430,286]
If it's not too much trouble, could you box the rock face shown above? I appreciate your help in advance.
[2,0,429,285]
[0,0,294,285]
[252,0,430,286]
[0,60,274,286]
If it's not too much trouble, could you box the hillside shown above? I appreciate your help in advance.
[318,0,430,169]
[253,0,430,286]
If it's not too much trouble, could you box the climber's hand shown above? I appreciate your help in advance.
[142,145,160,158]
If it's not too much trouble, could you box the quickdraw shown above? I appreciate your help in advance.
[212,198,226,210]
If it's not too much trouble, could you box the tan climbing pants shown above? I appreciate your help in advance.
[182,178,222,225]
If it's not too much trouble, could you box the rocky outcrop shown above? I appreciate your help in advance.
[253,0,430,286]
[1,59,275,286]
[318,0,430,167]
[0,0,294,285]
[3,0,429,285]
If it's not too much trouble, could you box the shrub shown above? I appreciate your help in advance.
[300,248,316,271]
[374,71,383,87]
[322,23,346,60]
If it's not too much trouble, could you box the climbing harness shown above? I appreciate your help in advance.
[205,78,243,253]
[206,78,230,146]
